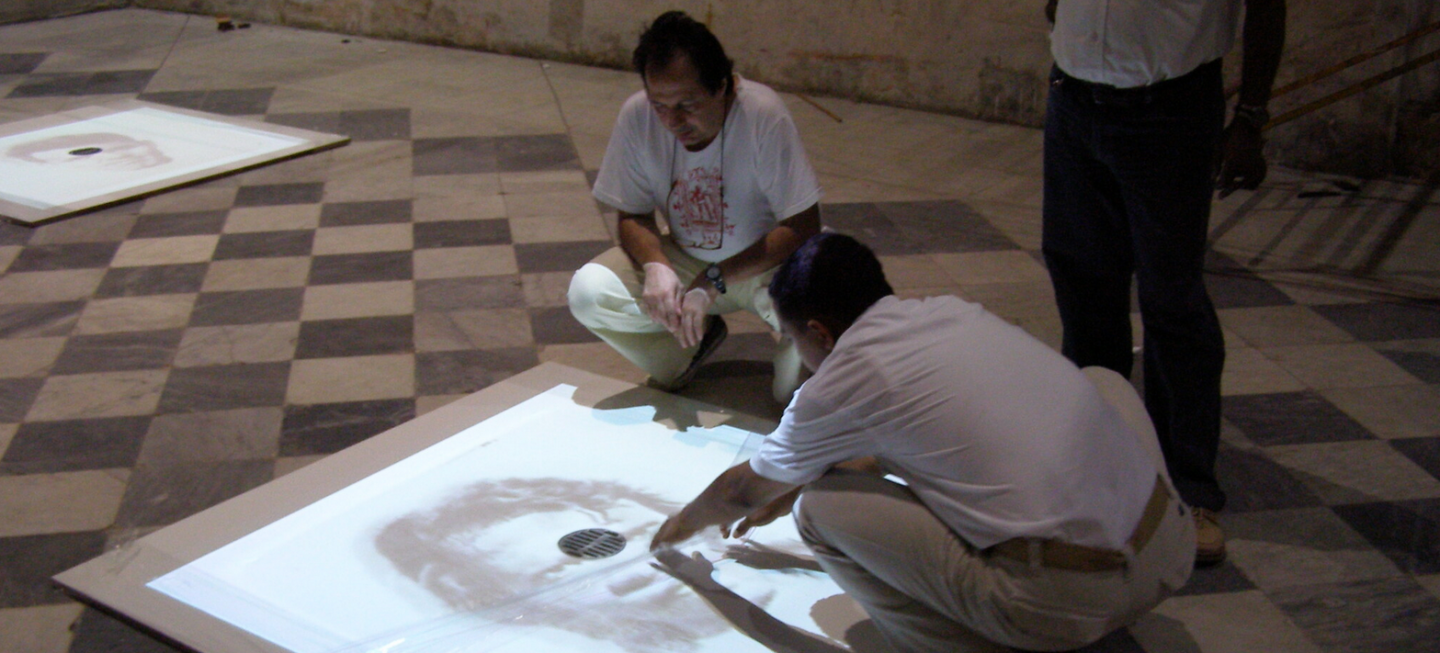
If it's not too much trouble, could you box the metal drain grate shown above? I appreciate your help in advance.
[558,528,627,559]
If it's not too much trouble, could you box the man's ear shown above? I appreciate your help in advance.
[805,319,836,352]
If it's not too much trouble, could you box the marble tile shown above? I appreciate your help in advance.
[24,370,166,421]
[94,263,208,298]
[1333,499,1440,575]
[110,235,219,267]
[139,407,283,464]
[51,329,181,374]
[1267,441,1440,504]
[1,413,149,475]
[1314,302,1440,342]
[295,315,413,359]
[529,305,600,345]
[140,87,275,115]
[319,199,413,226]
[1321,385,1440,440]
[1220,348,1308,396]
[0,245,18,273]
[521,271,577,307]
[0,269,104,303]
[414,308,534,351]
[128,211,229,238]
[514,240,613,273]
[308,251,412,285]
[1264,343,1422,389]
[1372,340,1440,384]
[1215,442,1325,513]
[7,242,118,272]
[1203,270,1296,310]
[301,280,414,320]
[538,342,650,386]
[0,603,84,653]
[1391,437,1440,483]
[200,256,311,291]
[26,211,136,246]
[0,378,42,423]
[414,245,519,279]
[0,469,129,537]
[508,214,611,244]
[312,223,413,255]
[287,354,415,404]
[1137,590,1322,653]
[0,531,107,608]
[494,133,580,172]
[212,229,315,260]
[68,605,185,653]
[1268,576,1440,652]
[412,218,511,248]
[1218,305,1357,347]
[156,362,290,413]
[1223,391,1374,445]
[0,337,64,378]
[0,302,78,339]
[223,204,322,233]
[1173,559,1258,597]
[140,186,238,214]
[412,136,498,175]
[502,190,601,219]
[188,288,304,326]
[273,454,326,478]
[414,276,525,311]
[415,347,539,395]
[1224,508,1404,591]
[412,192,509,223]
[233,182,325,206]
[280,398,416,456]
[72,294,195,335]
[932,250,1051,285]
[114,460,273,528]
[499,169,589,194]
[173,322,300,367]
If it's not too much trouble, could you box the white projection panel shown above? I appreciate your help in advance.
[0,101,347,224]
[55,364,867,653]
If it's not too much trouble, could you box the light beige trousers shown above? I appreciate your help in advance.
[793,367,1195,652]
[566,241,803,402]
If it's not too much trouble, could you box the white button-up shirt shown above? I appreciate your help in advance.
[1051,0,1242,88]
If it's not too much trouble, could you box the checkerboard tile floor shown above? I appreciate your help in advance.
[2,9,1438,653]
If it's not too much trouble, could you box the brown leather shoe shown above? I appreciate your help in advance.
[1193,507,1226,566]
[648,316,727,392]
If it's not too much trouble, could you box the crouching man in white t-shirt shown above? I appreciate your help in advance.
[652,233,1196,653]
[567,11,821,403]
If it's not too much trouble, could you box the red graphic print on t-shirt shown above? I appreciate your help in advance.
[668,166,729,250]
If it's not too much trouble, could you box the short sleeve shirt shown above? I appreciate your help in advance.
[1051,0,1242,88]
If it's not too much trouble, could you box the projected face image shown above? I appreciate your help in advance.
[6,132,171,171]
[375,478,752,651]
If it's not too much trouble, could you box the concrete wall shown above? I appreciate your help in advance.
[0,0,128,25]
[17,0,1440,178]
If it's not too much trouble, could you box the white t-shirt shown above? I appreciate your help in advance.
[592,78,821,263]
[750,295,1159,551]
[1051,0,1241,88]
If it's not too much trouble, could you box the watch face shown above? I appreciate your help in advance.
[706,266,720,280]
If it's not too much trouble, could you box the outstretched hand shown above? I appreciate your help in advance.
[1214,122,1268,199]
[723,487,800,539]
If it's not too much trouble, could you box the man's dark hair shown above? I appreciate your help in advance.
[632,11,734,95]
[769,233,893,333]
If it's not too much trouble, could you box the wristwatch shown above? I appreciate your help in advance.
[703,263,727,294]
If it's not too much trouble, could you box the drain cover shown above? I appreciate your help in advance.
[558,528,626,559]
[68,147,103,156]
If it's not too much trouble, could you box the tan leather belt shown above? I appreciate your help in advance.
[987,475,1171,573]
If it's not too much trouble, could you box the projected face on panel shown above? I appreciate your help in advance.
[374,477,757,651]
[6,132,172,171]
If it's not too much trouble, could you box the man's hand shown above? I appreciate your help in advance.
[725,487,800,539]
[677,287,715,349]
[1214,121,1267,199]
[652,512,701,551]
[641,262,684,333]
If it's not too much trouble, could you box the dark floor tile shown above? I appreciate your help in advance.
[340,108,411,141]
[84,69,156,95]
[880,200,1019,253]
[0,52,47,75]
[7,242,118,271]
[233,182,325,207]
[70,607,186,653]
[0,531,107,608]
[412,136,499,175]
[129,210,228,238]
[822,202,912,255]
[7,69,155,97]
[1,416,151,474]
[114,460,273,528]
[413,219,510,248]
[265,110,343,134]
[415,276,523,311]
[295,316,412,359]
[138,87,275,115]
[213,230,314,259]
[1173,559,1257,596]
[1222,391,1375,446]
[495,134,580,172]
[280,398,416,456]
[712,331,780,363]
[529,305,598,345]
[95,263,209,298]
[416,347,539,395]
[0,220,33,246]
[1269,576,1440,653]
[308,251,412,285]
[1391,437,1440,483]
[51,329,182,374]
[1332,498,1440,575]
[0,377,42,422]
[189,288,304,325]
[1071,627,1146,653]
[156,361,291,413]
[320,199,412,226]
[0,301,83,337]
[1313,301,1440,342]
[1214,442,1324,513]
[1203,272,1295,309]
[1374,347,1440,384]
[514,240,613,273]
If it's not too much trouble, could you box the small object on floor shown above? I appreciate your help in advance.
[1193,507,1226,566]
[215,15,234,32]
[650,316,728,392]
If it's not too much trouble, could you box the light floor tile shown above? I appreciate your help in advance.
[26,211,135,245]
[0,603,84,653]
[174,322,300,367]
[499,169,590,194]
[415,246,519,279]
[1136,590,1323,653]
[0,337,65,378]
[932,250,1051,285]
[26,369,168,421]
[1321,385,1440,440]
[0,469,129,537]
[1219,305,1356,348]
[202,257,311,291]
[0,423,16,459]
[877,255,951,291]
[520,271,576,307]
[503,190,601,219]
[415,308,534,351]
[538,342,648,385]
[73,294,196,335]
[1263,343,1422,389]
[139,407,283,463]
[0,245,19,273]
[223,204,322,233]
[508,214,610,243]
[0,269,105,303]
[1419,574,1440,601]
[1222,347,1308,396]
[312,224,414,255]
[1268,440,1440,504]
[301,281,415,320]
[110,235,219,267]
[287,354,415,404]
[416,393,466,415]
[954,281,1058,321]
[273,454,326,478]
[140,186,239,214]
[413,194,509,223]
[1225,508,1404,591]
[411,173,502,199]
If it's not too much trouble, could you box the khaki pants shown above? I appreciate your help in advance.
[567,241,803,402]
[793,367,1195,652]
